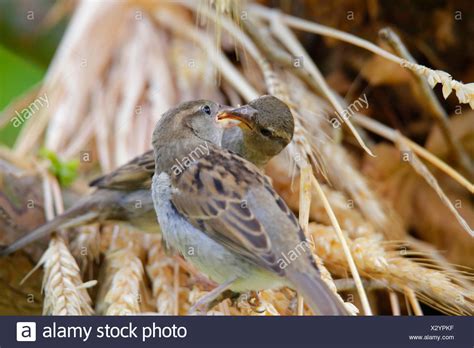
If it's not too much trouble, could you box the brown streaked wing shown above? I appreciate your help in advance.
[89,150,155,190]
[169,147,284,275]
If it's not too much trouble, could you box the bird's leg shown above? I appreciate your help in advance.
[206,289,240,310]
[188,277,238,315]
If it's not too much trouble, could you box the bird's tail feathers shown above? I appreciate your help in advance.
[287,268,349,315]
[0,208,99,256]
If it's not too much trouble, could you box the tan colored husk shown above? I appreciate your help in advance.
[40,237,94,315]
[95,228,151,315]
[309,224,474,315]
[102,249,145,315]
[146,235,180,314]
[69,225,101,278]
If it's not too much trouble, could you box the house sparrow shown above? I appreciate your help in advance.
[0,96,294,256]
[152,100,348,315]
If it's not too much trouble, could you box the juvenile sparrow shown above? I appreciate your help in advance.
[152,100,348,315]
[0,96,294,255]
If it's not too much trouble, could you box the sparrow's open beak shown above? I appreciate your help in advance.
[216,105,258,129]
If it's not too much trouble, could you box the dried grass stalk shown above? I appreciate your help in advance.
[353,114,473,193]
[268,13,374,157]
[379,27,473,176]
[310,224,474,315]
[395,134,473,236]
[251,4,474,109]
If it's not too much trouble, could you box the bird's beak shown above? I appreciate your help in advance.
[216,105,258,130]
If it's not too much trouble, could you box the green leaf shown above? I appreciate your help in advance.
[0,44,45,147]
[39,148,79,187]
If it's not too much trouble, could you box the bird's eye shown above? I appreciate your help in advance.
[260,128,272,137]
[201,105,212,115]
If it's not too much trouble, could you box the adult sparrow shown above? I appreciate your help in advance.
[1,96,294,255]
[152,100,348,315]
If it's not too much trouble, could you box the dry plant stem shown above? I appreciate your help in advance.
[379,28,473,177]
[311,176,373,315]
[311,224,474,315]
[250,4,401,63]
[297,166,313,315]
[154,8,258,101]
[406,236,473,289]
[395,134,473,236]
[389,291,401,316]
[404,287,423,316]
[260,12,403,238]
[49,172,71,241]
[242,20,324,98]
[251,5,474,109]
[353,114,473,193]
[334,279,387,292]
[268,13,374,157]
